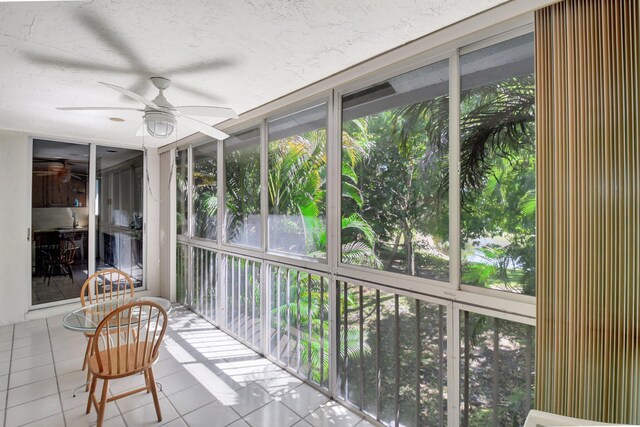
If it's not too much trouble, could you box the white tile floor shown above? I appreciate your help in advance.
[0,305,373,427]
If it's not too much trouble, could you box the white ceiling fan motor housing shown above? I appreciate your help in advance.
[145,110,175,139]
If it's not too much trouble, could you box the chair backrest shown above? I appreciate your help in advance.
[92,301,167,375]
[524,410,618,427]
[80,269,135,307]
[59,238,77,264]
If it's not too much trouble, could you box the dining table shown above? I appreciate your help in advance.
[62,296,172,396]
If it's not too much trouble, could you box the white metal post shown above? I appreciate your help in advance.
[261,261,269,355]
[260,119,268,253]
[449,51,461,290]
[448,302,460,427]
[327,89,341,398]
[187,145,193,240]
[216,139,225,322]
[88,143,97,277]
[169,148,177,302]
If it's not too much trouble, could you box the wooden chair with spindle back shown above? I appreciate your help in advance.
[86,301,167,427]
[79,269,135,383]
[43,238,77,285]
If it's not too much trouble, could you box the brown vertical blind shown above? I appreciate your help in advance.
[536,0,640,423]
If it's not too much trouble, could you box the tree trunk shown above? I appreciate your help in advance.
[404,226,415,276]
[384,232,402,270]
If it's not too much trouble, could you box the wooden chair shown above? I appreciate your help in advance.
[43,238,77,285]
[86,301,167,427]
[80,269,135,385]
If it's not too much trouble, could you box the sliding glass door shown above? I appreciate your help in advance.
[95,146,144,286]
[31,139,144,305]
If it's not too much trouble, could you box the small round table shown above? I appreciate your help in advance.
[62,296,172,396]
[63,296,172,332]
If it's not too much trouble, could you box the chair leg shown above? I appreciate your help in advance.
[143,369,150,393]
[68,264,74,284]
[86,376,97,414]
[96,379,109,427]
[147,368,162,422]
[82,335,92,370]
[44,264,52,286]
[85,365,92,392]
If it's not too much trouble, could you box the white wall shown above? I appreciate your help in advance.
[0,129,161,325]
[0,130,32,325]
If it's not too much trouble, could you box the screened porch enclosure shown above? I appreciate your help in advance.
[170,20,536,427]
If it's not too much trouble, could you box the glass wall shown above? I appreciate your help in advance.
[192,142,218,240]
[224,127,261,248]
[268,103,327,258]
[341,59,450,281]
[95,146,144,286]
[174,29,536,427]
[460,33,536,296]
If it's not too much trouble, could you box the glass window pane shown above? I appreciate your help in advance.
[460,311,535,427]
[341,59,450,281]
[31,139,89,304]
[224,127,261,248]
[268,103,327,259]
[176,148,189,236]
[192,141,218,240]
[460,33,536,296]
[95,146,144,286]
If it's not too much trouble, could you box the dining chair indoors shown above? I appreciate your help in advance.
[86,300,168,427]
[43,238,77,285]
[79,269,135,383]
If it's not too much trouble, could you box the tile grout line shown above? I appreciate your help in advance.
[46,318,68,427]
[3,324,15,427]
[177,306,372,427]
[161,323,206,427]
[116,320,181,426]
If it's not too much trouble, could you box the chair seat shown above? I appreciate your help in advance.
[89,343,157,379]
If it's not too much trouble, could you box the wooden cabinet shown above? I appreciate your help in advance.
[32,171,86,207]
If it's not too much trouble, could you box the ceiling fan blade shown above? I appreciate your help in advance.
[176,114,229,140]
[57,107,145,112]
[22,52,131,73]
[165,58,235,75]
[99,82,158,109]
[175,106,238,119]
[77,12,149,72]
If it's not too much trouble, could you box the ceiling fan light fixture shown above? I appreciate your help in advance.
[145,111,175,139]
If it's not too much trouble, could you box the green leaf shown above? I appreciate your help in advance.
[342,182,363,208]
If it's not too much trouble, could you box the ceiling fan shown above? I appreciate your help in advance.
[57,77,238,140]
[33,161,87,182]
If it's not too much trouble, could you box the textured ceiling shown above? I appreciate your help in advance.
[0,0,507,147]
